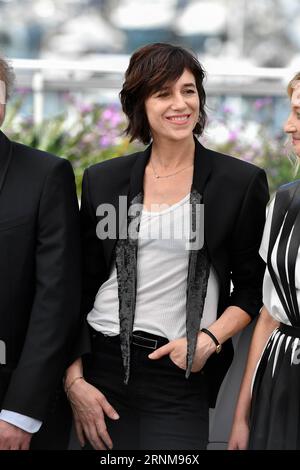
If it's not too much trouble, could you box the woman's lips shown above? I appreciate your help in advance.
[165,114,191,124]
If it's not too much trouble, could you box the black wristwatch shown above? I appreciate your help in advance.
[201,328,222,354]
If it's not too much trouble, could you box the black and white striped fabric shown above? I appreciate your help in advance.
[249,180,300,449]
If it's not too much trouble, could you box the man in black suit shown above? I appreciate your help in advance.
[0,56,81,449]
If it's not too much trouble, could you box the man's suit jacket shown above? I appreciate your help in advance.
[0,130,81,422]
[79,138,269,407]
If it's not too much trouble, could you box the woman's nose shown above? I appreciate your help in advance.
[171,93,186,109]
[284,115,297,133]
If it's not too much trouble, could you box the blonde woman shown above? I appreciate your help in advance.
[229,72,300,450]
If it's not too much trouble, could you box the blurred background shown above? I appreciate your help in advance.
[1,0,300,193]
[1,1,300,448]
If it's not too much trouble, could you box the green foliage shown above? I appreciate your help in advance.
[3,96,141,194]
[202,101,297,195]
[3,95,297,196]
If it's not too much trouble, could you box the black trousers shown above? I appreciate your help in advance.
[82,330,209,450]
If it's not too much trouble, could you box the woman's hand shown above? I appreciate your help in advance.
[67,378,119,450]
[148,337,188,370]
[192,331,217,371]
[148,333,215,372]
[227,419,249,450]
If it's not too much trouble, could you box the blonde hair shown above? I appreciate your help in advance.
[0,54,15,101]
[286,72,300,174]
[287,72,300,99]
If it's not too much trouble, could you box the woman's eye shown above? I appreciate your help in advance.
[184,89,195,94]
[157,92,169,98]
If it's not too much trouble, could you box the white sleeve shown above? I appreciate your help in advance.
[0,409,42,433]
[259,197,275,263]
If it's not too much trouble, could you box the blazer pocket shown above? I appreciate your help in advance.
[0,214,33,232]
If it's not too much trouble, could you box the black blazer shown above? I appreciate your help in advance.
[0,131,81,420]
[79,139,269,406]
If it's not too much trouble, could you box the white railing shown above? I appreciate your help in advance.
[11,56,293,125]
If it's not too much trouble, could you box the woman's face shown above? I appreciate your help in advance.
[284,83,300,157]
[144,68,200,143]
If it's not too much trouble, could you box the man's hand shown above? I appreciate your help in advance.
[148,333,216,372]
[0,420,32,450]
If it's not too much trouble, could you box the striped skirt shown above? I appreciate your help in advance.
[249,323,300,449]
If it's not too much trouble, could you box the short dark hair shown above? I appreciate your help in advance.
[287,72,300,98]
[120,43,207,145]
[0,54,15,101]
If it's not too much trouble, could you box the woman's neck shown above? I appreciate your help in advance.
[150,136,195,169]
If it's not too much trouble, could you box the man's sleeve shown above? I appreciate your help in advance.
[0,410,42,433]
[69,168,107,362]
[2,159,81,420]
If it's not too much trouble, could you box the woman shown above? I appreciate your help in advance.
[228,72,300,450]
[65,43,268,450]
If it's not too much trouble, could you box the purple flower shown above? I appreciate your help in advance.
[254,98,272,110]
[100,135,112,147]
[62,92,74,103]
[228,130,238,142]
[223,106,233,114]
[102,107,123,126]
[96,119,105,130]
[78,103,93,114]
[110,112,122,126]
[102,108,114,120]
[16,87,31,96]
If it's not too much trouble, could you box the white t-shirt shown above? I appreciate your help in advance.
[87,194,219,340]
[260,197,300,324]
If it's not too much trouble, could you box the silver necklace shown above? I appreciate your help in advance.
[150,159,193,179]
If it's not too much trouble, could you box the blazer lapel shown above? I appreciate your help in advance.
[185,139,213,377]
[114,145,151,383]
[127,144,152,204]
[104,145,152,271]
[115,191,143,384]
[192,138,213,196]
[115,138,214,383]
[0,131,13,197]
